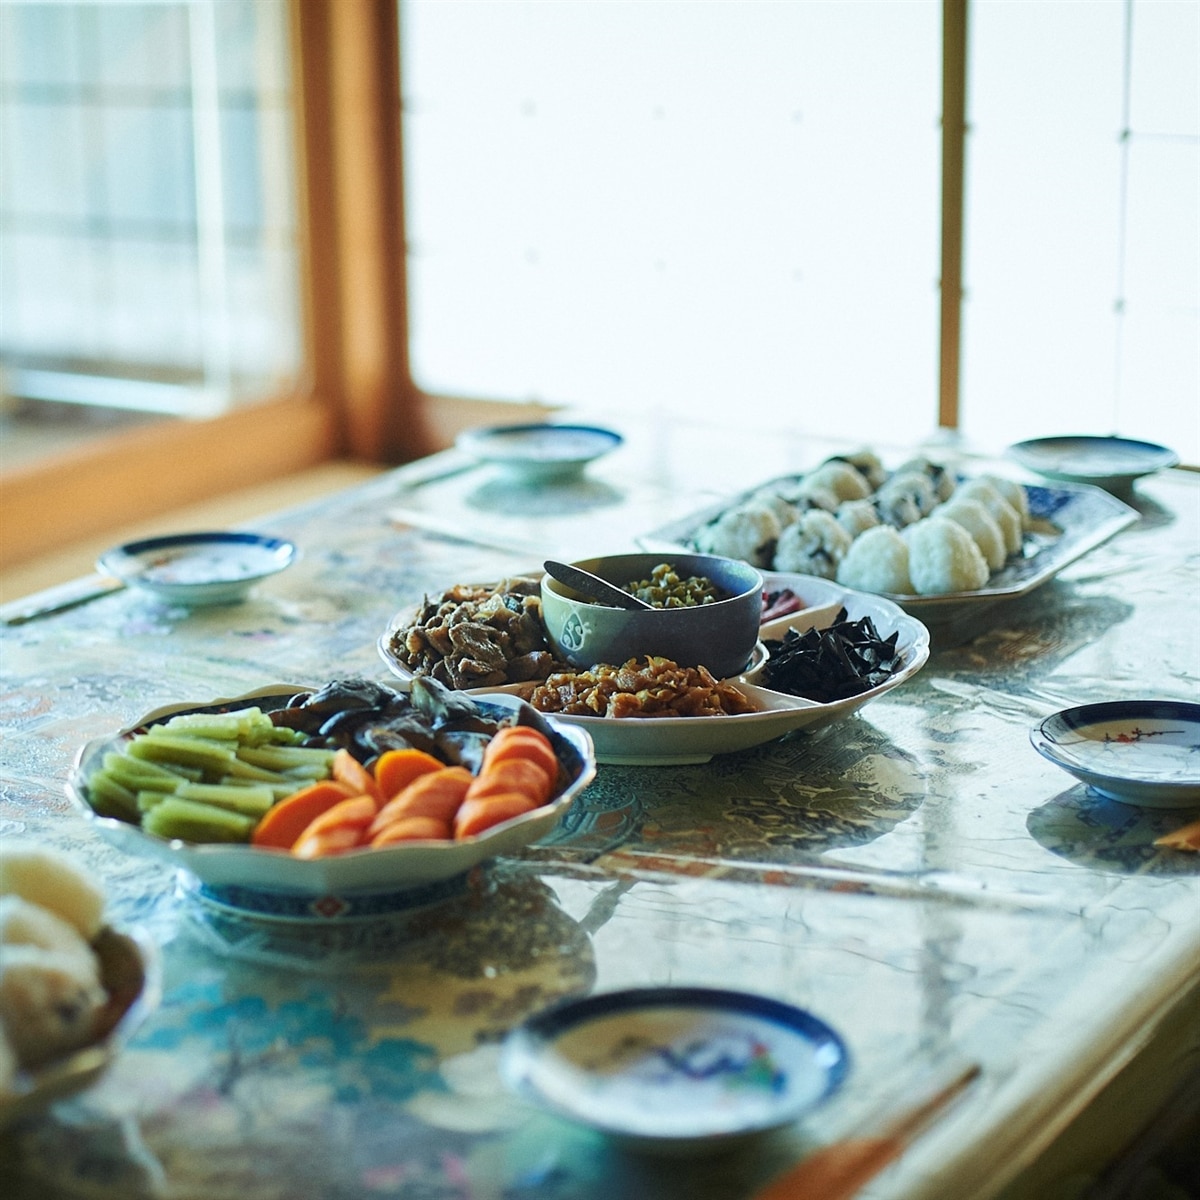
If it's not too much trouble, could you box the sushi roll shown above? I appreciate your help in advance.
[904,516,990,595]
[837,525,913,595]
[834,498,881,539]
[0,842,106,941]
[693,501,781,568]
[803,460,873,503]
[0,944,107,1067]
[955,478,1023,555]
[938,496,1007,572]
[772,510,852,578]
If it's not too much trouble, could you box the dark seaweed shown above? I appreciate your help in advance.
[761,607,900,703]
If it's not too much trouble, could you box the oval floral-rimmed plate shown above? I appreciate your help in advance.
[380,575,929,767]
[0,925,161,1128]
[97,531,298,606]
[1030,700,1200,809]
[65,685,596,919]
[501,986,849,1155]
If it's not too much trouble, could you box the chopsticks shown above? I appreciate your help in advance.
[751,1061,981,1200]
[1,574,126,626]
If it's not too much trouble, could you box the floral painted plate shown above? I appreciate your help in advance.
[501,986,849,1154]
[1030,701,1200,809]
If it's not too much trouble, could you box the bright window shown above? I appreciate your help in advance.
[0,0,301,415]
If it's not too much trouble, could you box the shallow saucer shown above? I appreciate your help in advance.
[1008,435,1179,495]
[1030,700,1200,809]
[501,986,849,1155]
[98,531,298,606]
[456,423,623,481]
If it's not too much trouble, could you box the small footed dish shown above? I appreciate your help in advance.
[501,986,849,1155]
[456,423,623,481]
[98,531,298,606]
[1030,701,1200,809]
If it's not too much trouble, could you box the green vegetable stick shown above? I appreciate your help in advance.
[142,797,257,843]
[127,733,237,773]
[174,781,275,816]
[86,772,140,822]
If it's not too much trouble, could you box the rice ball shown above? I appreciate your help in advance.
[835,498,881,539]
[938,497,1007,572]
[773,510,852,578]
[837,525,913,595]
[955,479,1023,555]
[804,460,873,503]
[749,487,803,530]
[0,843,106,941]
[905,516,990,595]
[0,944,107,1066]
[831,450,888,490]
[895,456,957,503]
[980,473,1031,528]
[693,502,781,568]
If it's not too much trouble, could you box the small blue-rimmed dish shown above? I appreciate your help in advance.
[1030,700,1200,809]
[98,531,298,606]
[456,423,623,481]
[1008,435,1179,495]
[501,986,849,1155]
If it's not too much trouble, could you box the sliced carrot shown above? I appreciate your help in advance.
[453,792,539,839]
[331,748,382,806]
[291,794,376,858]
[374,748,445,801]
[251,779,355,850]
[482,726,560,784]
[368,766,473,837]
[466,757,552,806]
[370,815,452,846]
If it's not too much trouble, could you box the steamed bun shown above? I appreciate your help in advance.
[0,944,107,1066]
[0,843,106,940]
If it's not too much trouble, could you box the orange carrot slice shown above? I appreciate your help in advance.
[291,794,376,858]
[368,766,473,838]
[251,779,355,850]
[374,748,445,801]
[370,815,452,846]
[331,748,382,806]
[453,792,539,839]
[482,726,559,784]
[466,757,552,806]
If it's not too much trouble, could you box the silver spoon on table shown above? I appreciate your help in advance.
[542,560,656,611]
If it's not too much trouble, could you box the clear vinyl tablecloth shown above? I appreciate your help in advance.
[1,421,1197,1200]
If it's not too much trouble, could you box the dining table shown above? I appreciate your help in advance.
[1,414,1197,1200]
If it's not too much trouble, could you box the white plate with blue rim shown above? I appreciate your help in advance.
[456,423,623,481]
[501,985,849,1155]
[1030,700,1200,809]
[1008,435,1179,496]
[98,531,298,606]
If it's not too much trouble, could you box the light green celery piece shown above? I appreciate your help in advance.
[86,771,140,821]
[237,744,336,772]
[102,750,200,787]
[142,797,257,843]
[221,756,294,784]
[136,789,176,812]
[126,733,237,773]
[153,707,276,744]
[173,781,275,816]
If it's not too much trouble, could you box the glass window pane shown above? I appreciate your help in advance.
[402,0,942,448]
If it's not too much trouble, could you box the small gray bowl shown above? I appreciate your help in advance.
[540,553,763,679]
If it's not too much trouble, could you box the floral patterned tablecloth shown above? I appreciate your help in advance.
[1,422,1197,1200]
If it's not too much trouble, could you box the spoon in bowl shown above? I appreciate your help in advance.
[543,561,656,611]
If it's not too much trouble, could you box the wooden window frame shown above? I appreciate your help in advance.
[3,0,967,570]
